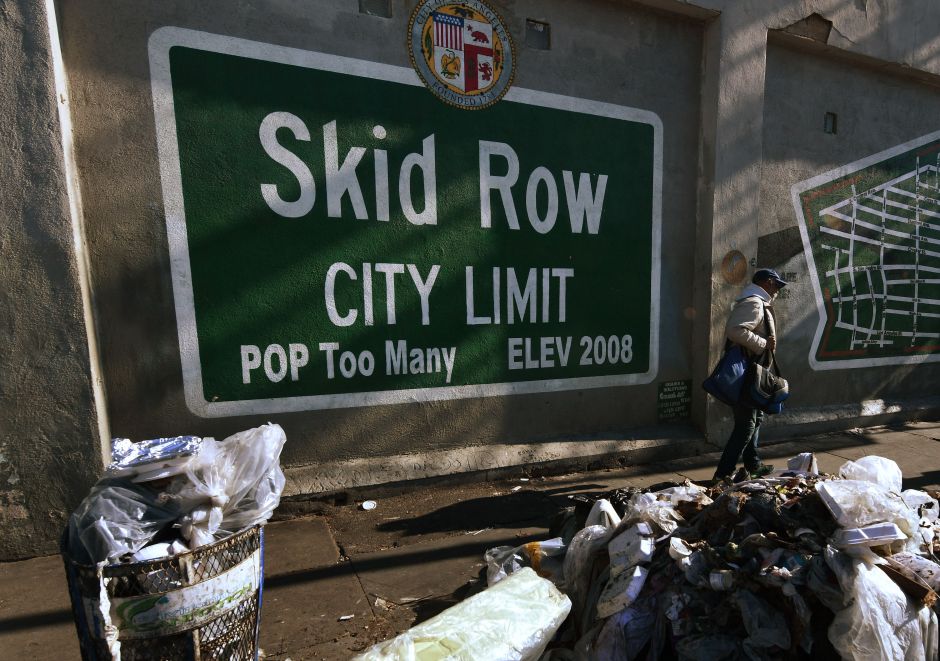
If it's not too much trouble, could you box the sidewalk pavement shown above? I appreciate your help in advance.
[2,421,939,660]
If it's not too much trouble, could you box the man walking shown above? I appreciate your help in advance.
[713,268,788,480]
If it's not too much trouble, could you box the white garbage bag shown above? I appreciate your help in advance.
[353,567,571,661]
[827,552,938,661]
[839,456,903,493]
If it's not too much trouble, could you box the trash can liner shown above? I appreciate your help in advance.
[161,439,229,512]
[352,567,571,661]
[165,423,287,547]
[485,537,566,586]
[220,466,284,532]
[838,456,903,493]
[827,555,939,661]
[67,478,183,565]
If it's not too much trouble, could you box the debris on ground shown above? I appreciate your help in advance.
[360,453,940,660]
[528,453,940,660]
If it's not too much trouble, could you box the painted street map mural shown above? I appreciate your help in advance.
[793,132,940,369]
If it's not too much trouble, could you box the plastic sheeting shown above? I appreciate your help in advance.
[828,555,938,661]
[353,567,571,661]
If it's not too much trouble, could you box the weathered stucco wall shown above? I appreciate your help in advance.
[0,0,103,559]
[2,0,940,558]
[57,0,704,463]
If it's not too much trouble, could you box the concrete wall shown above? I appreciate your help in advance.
[0,0,105,560]
[2,0,939,558]
[759,37,940,433]
[57,0,705,474]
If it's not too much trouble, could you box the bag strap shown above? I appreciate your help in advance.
[760,306,783,376]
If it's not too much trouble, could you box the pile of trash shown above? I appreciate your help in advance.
[66,423,287,565]
[357,453,940,660]
[487,453,940,660]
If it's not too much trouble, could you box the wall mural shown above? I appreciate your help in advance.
[792,131,940,369]
[149,27,662,417]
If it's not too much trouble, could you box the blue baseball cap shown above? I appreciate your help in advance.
[752,268,788,287]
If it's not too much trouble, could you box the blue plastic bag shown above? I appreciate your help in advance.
[702,343,749,406]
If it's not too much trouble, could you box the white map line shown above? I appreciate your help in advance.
[830,294,940,307]
[870,191,940,221]
[819,227,940,259]
[823,210,940,247]
[812,155,940,353]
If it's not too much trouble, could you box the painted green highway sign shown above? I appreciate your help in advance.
[150,27,662,416]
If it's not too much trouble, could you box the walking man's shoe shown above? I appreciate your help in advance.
[748,464,774,479]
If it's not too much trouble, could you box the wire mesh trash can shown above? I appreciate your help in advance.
[62,525,264,661]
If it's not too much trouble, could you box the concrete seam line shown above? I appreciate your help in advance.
[44,0,111,464]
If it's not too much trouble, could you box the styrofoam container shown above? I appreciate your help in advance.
[833,523,907,547]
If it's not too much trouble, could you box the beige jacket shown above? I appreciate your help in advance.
[726,283,776,357]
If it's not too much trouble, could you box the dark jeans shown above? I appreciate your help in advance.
[715,402,764,478]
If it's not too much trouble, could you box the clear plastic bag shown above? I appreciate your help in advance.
[485,538,566,586]
[828,556,939,661]
[622,492,683,534]
[563,525,614,634]
[593,595,658,661]
[839,456,903,493]
[353,567,571,661]
[163,423,287,547]
[889,552,940,593]
[67,478,182,564]
[787,452,819,475]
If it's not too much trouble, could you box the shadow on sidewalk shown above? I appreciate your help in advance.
[374,485,605,536]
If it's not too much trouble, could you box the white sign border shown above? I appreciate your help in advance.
[791,129,940,371]
[149,26,663,417]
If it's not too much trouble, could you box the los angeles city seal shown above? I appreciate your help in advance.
[408,0,515,110]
